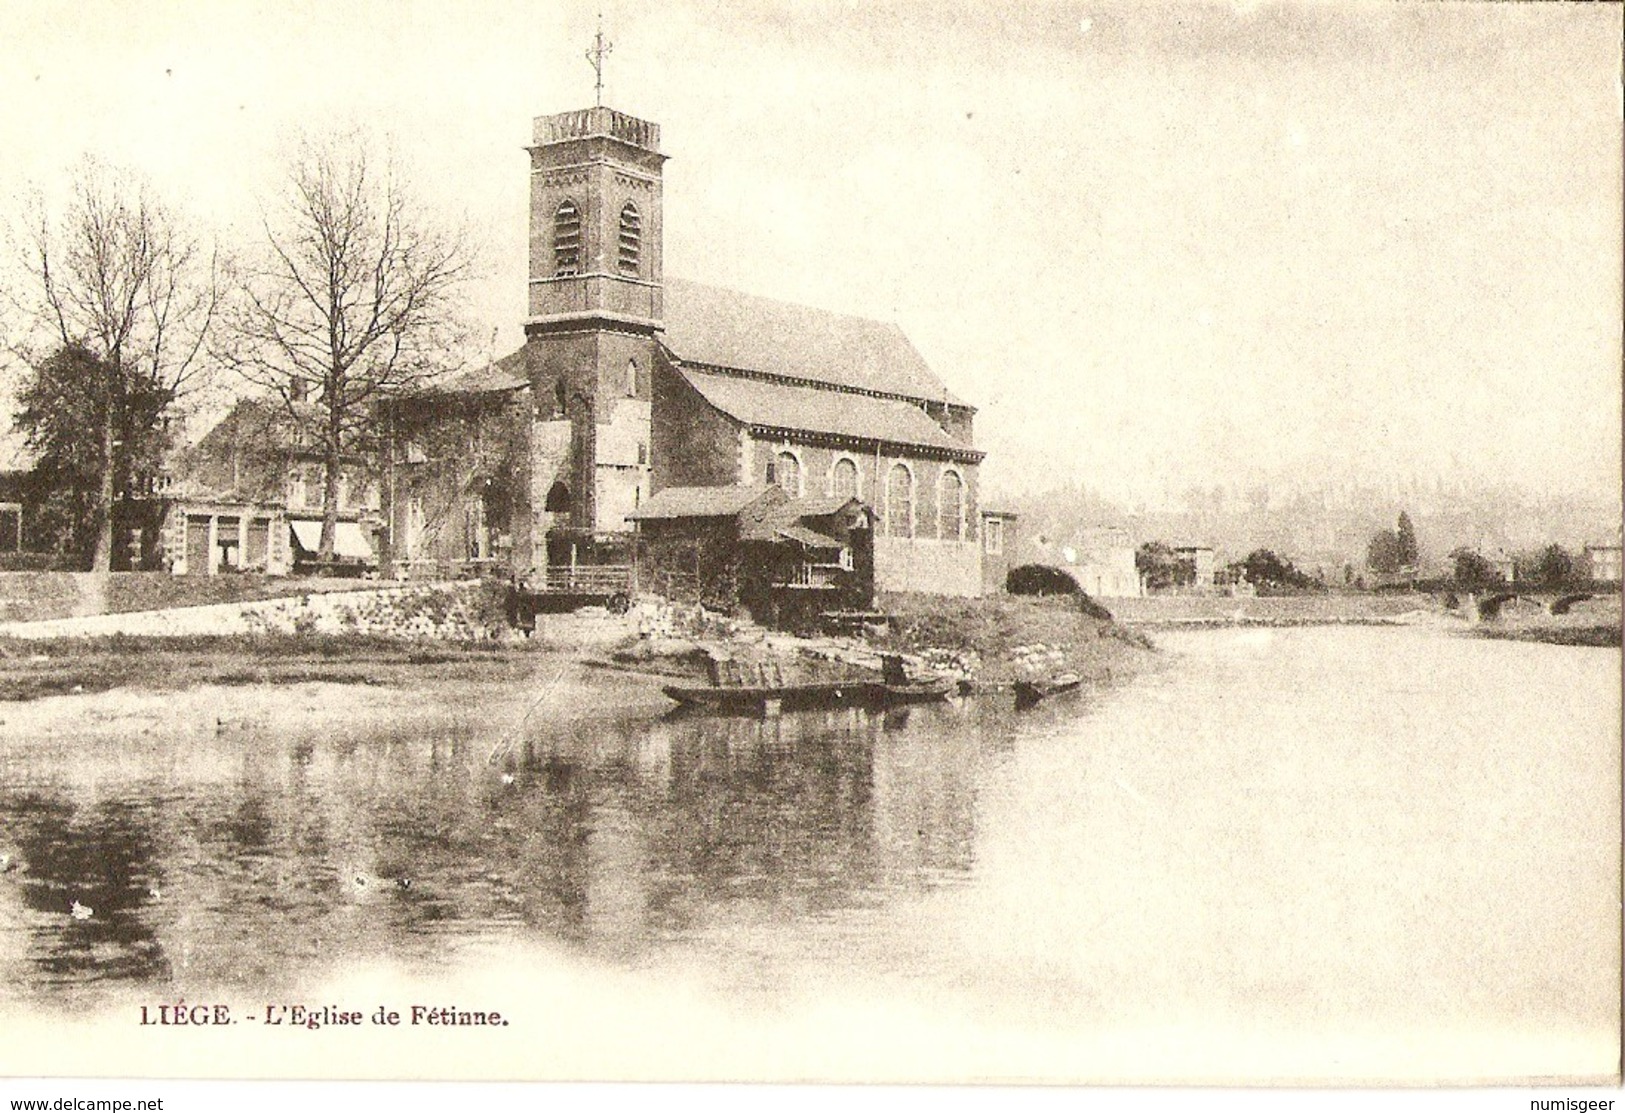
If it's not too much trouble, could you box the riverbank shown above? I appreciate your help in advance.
[872,591,1155,688]
[1468,622,1622,647]
[0,633,548,702]
[1105,592,1435,628]
[1,590,1160,705]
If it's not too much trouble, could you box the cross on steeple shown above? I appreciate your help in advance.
[585,15,613,107]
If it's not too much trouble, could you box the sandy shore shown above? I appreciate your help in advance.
[0,643,675,744]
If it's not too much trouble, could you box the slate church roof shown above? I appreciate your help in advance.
[660,277,969,409]
[677,367,980,460]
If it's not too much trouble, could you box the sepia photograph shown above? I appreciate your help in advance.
[0,0,1619,1099]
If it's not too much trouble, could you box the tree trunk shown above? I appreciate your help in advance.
[90,401,116,574]
[319,438,341,564]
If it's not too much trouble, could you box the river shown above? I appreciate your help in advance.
[0,626,1616,1083]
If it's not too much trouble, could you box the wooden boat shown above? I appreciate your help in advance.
[878,674,958,704]
[877,654,956,705]
[662,676,958,714]
[662,680,882,714]
[662,651,957,715]
[1013,672,1082,708]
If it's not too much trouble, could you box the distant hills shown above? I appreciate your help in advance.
[998,478,1622,575]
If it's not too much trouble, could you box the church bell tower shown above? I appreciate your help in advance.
[523,94,665,552]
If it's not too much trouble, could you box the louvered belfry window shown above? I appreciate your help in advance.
[618,203,641,276]
[554,200,581,276]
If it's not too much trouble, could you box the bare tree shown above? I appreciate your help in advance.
[7,161,218,571]
[219,135,474,563]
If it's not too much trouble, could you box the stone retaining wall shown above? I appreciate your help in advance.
[0,582,505,641]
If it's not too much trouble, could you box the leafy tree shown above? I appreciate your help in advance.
[218,134,474,564]
[1530,543,1575,589]
[14,344,172,561]
[1449,547,1499,591]
[1135,541,1195,591]
[1236,548,1319,592]
[1395,511,1419,568]
[1007,563,1080,596]
[1366,529,1401,574]
[8,163,217,570]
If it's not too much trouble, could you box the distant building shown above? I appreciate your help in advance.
[1482,547,1516,584]
[1070,526,1142,598]
[0,470,27,561]
[379,360,535,579]
[1172,545,1216,591]
[1583,542,1622,585]
[979,508,1017,594]
[0,433,27,560]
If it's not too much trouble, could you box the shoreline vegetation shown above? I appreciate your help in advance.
[0,581,1616,704]
[1466,623,1622,648]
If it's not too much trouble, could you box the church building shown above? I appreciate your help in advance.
[384,101,990,598]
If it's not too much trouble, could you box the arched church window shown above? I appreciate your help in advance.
[545,480,571,514]
[775,451,802,497]
[626,358,638,397]
[830,457,860,500]
[618,203,641,276]
[939,469,965,541]
[554,200,581,276]
[553,380,567,417]
[886,463,914,538]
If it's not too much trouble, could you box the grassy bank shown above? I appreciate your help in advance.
[874,592,1155,687]
[0,633,550,702]
[1468,624,1621,648]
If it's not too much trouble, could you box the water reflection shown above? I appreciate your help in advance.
[2,628,1613,1078]
[3,794,169,987]
[0,694,997,1007]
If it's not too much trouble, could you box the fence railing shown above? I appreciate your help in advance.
[542,564,632,594]
[784,564,841,589]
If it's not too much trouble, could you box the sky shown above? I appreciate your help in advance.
[0,0,1619,505]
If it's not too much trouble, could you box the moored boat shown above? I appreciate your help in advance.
[1013,672,1082,708]
[661,680,881,713]
[662,652,958,715]
[878,674,959,704]
[877,654,958,705]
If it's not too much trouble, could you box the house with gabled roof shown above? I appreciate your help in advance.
[627,484,874,626]
[159,397,384,576]
[381,100,992,600]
